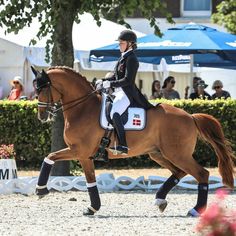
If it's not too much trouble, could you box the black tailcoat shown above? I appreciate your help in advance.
[106,50,153,109]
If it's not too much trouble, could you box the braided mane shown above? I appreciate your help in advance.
[48,66,93,89]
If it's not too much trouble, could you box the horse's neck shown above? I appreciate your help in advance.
[51,70,101,121]
[62,92,101,121]
[56,75,91,103]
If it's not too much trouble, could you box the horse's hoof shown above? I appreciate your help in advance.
[36,187,49,199]
[83,207,96,216]
[187,208,200,217]
[154,198,168,213]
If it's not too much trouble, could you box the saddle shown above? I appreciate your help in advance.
[93,93,147,162]
[100,93,146,130]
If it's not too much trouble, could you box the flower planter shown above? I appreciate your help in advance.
[0,159,18,180]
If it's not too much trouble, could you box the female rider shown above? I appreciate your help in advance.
[96,30,153,156]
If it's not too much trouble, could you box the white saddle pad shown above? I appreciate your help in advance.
[100,94,146,130]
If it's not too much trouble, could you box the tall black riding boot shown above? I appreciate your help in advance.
[109,112,128,155]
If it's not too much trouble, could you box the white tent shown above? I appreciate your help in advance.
[0,18,50,98]
[72,13,155,72]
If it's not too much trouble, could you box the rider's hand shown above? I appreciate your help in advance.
[103,80,111,89]
[95,79,103,90]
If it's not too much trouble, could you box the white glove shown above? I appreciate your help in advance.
[103,80,111,89]
[95,79,103,90]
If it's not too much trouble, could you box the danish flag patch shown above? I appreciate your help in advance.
[133,119,141,126]
[132,114,141,126]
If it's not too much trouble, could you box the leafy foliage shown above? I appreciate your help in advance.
[0,101,51,168]
[212,0,236,34]
[0,0,173,62]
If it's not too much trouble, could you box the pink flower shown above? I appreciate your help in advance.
[0,144,16,159]
[215,188,228,201]
[195,190,236,236]
[200,203,221,226]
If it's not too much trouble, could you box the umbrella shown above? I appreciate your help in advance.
[90,23,236,69]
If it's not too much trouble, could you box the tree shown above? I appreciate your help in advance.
[212,0,236,34]
[0,0,173,175]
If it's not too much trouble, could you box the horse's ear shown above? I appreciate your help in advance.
[42,69,47,77]
[31,66,39,77]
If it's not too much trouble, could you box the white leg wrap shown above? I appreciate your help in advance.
[36,184,47,189]
[44,157,55,165]
[154,198,167,206]
[88,206,97,213]
[86,182,97,188]
[187,208,200,217]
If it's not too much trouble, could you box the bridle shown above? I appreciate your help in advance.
[37,79,97,118]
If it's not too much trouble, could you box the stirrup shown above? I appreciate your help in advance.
[109,145,128,155]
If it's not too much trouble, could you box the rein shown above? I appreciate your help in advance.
[38,84,98,117]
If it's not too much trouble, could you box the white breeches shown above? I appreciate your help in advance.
[110,88,130,119]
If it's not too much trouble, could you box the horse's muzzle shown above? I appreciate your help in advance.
[38,111,53,123]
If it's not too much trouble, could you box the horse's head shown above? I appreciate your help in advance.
[31,66,61,122]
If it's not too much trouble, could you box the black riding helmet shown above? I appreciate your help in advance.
[118,30,137,43]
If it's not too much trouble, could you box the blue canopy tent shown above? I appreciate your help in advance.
[90,23,236,69]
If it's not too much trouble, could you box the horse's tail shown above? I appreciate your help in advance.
[192,113,235,189]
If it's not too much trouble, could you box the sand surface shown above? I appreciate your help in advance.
[1,168,233,236]
[0,189,235,236]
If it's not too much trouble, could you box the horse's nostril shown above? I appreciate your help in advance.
[38,111,49,122]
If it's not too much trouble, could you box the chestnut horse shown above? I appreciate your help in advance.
[32,66,235,217]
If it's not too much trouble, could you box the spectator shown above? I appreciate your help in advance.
[190,80,211,100]
[211,80,231,99]
[162,76,180,100]
[150,79,163,99]
[7,76,24,100]
[185,76,201,99]
[29,79,38,100]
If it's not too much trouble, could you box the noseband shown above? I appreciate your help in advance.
[37,86,59,118]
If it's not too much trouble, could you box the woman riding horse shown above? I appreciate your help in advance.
[95,30,153,156]
[31,33,235,218]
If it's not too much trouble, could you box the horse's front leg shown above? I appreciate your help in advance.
[79,159,101,216]
[36,147,78,197]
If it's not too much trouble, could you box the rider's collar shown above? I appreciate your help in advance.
[121,49,132,58]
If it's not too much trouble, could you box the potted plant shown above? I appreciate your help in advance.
[0,144,18,180]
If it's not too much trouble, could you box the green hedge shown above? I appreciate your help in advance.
[0,99,235,169]
[0,100,51,168]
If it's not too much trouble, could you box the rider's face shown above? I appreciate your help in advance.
[119,40,128,53]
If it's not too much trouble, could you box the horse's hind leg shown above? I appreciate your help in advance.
[149,151,186,213]
[79,159,101,216]
[167,155,209,217]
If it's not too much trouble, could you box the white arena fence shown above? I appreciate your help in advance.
[1,173,235,195]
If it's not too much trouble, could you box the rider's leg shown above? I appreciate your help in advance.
[110,112,128,154]
[109,91,130,154]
